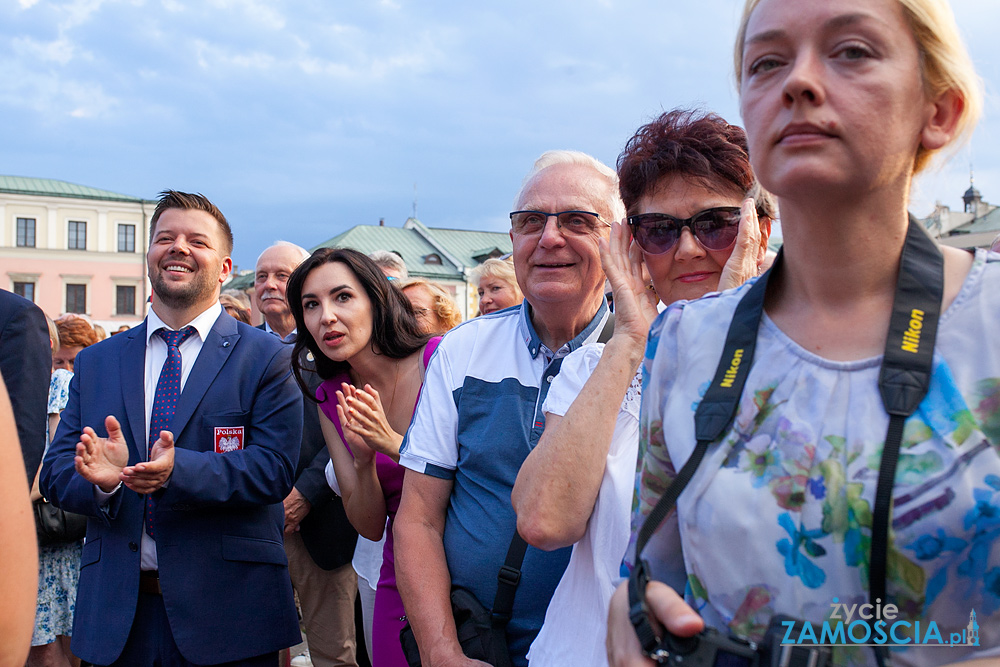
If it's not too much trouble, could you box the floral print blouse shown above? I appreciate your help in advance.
[632,250,999,666]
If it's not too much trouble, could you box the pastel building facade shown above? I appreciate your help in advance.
[0,176,153,329]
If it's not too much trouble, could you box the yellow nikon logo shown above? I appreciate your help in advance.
[901,309,925,354]
[719,348,744,388]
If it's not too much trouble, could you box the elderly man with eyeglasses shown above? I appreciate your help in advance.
[395,150,623,667]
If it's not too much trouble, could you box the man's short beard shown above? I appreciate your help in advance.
[151,272,218,309]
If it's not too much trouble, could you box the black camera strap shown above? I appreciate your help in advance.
[629,218,943,666]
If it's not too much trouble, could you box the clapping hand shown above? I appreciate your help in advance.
[336,383,403,464]
[75,415,129,493]
[121,429,175,494]
[718,198,765,291]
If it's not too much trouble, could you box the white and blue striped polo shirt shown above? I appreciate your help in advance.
[400,299,610,666]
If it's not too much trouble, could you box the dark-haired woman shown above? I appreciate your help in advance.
[287,248,437,667]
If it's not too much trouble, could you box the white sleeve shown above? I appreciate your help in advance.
[398,341,461,479]
[324,459,341,496]
[541,343,605,417]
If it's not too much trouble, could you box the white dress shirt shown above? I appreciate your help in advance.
[96,301,223,570]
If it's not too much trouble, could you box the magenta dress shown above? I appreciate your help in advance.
[316,338,440,667]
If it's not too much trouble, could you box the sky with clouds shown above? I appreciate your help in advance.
[2,0,998,269]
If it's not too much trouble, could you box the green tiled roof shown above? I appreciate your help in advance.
[228,219,513,289]
[951,207,1000,234]
[314,219,512,280]
[0,175,148,203]
[422,228,512,266]
[225,272,255,291]
[316,226,458,279]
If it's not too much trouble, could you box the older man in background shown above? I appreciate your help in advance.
[395,151,623,667]
[254,241,361,667]
[368,249,408,282]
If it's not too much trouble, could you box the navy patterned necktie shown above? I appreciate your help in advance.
[145,326,197,538]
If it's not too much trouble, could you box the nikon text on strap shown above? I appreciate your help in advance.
[628,217,943,666]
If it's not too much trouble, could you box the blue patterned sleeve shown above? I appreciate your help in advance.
[48,368,73,414]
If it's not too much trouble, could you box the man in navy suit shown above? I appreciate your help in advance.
[41,191,302,667]
[254,242,360,667]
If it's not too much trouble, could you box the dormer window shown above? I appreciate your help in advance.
[424,253,442,265]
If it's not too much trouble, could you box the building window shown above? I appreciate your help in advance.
[68,221,87,250]
[116,285,136,315]
[13,282,35,302]
[16,218,36,247]
[66,284,87,314]
[424,253,442,265]
[118,224,136,252]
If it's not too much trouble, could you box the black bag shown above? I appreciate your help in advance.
[34,497,87,547]
[400,587,514,667]
[399,534,526,667]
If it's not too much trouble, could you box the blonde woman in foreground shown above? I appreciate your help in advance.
[609,0,998,665]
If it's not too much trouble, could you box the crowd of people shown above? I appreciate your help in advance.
[1,0,998,666]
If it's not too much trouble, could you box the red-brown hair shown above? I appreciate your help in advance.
[56,316,99,349]
[617,109,756,217]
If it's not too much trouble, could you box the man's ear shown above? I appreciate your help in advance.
[219,257,233,284]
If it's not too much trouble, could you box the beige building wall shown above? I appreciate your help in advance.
[0,191,151,329]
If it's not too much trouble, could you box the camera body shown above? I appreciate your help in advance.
[648,616,831,667]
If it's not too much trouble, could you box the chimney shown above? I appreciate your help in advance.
[379,217,385,226]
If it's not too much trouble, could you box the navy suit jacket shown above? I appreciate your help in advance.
[40,312,303,665]
[0,289,50,483]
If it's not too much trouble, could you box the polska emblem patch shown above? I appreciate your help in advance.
[214,427,245,453]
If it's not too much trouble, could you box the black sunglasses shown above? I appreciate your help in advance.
[627,206,741,255]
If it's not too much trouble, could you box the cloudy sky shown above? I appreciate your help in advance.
[2,0,998,269]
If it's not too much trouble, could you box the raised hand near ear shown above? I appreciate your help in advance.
[599,220,659,349]
[75,415,129,493]
[718,198,763,291]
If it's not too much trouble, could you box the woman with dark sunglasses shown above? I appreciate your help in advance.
[622,109,774,305]
[512,109,770,666]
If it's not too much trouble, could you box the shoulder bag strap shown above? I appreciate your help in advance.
[491,532,529,629]
[598,312,615,344]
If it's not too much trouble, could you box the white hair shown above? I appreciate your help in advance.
[513,150,626,222]
[255,241,310,268]
[368,250,409,280]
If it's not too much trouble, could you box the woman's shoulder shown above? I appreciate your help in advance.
[942,248,1000,321]
[316,371,351,403]
[50,368,72,386]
